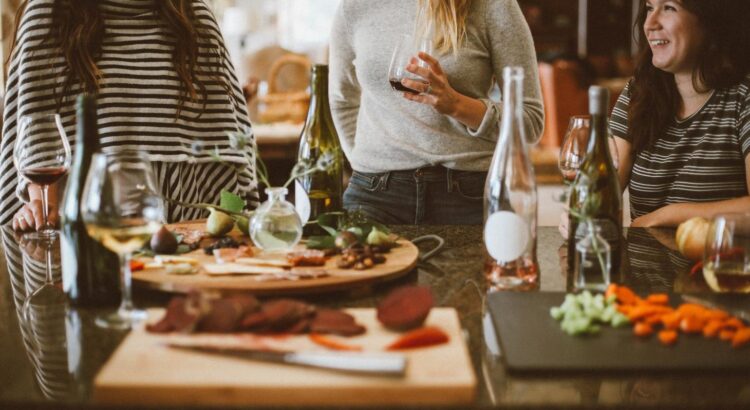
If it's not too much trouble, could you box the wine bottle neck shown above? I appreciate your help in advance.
[307,65,330,121]
[75,95,101,160]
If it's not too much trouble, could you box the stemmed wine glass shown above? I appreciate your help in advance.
[702,213,750,293]
[387,34,433,94]
[81,151,163,329]
[13,114,72,238]
[558,116,591,185]
[557,115,619,202]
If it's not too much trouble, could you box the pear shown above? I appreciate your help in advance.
[206,208,234,237]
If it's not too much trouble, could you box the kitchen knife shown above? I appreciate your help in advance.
[167,343,407,377]
[681,294,750,323]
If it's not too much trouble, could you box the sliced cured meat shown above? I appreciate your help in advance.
[311,309,366,336]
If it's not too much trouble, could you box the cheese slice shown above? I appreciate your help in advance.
[203,263,286,276]
[235,257,292,268]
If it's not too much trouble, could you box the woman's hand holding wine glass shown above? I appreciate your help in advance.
[12,114,71,236]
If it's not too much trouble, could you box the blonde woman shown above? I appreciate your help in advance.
[329,0,544,225]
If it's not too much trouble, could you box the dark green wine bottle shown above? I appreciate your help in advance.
[568,86,622,277]
[295,64,343,236]
[60,95,120,307]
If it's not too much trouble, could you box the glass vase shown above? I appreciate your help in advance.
[250,187,303,252]
[573,222,611,292]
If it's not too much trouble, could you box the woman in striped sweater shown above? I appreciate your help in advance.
[610,0,750,227]
[2,0,258,231]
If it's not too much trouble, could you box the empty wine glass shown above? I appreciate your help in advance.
[14,114,72,238]
[558,116,590,184]
[702,213,750,293]
[387,34,433,94]
[557,116,620,202]
[81,151,163,329]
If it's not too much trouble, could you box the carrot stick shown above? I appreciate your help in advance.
[386,326,449,350]
[634,322,653,337]
[703,320,724,338]
[660,312,682,330]
[645,293,669,305]
[680,316,705,334]
[309,333,363,351]
[731,328,750,349]
[658,330,678,346]
[720,329,737,341]
[130,260,145,272]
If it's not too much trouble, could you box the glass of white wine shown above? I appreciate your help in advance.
[81,151,163,329]
[703,213,750,293]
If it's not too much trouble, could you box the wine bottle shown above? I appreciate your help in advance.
[567,86,622,278]
[295,64,343,236]
[483,66,539,292]
[60,95,120,307]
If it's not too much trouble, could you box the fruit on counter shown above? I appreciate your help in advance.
[234,215,250,236]
[334,230,358,249]
[150,226,179,254]
[366,226,396,246]
[206,208,235,237]
[377,286,434,331]
[675,216,710,261]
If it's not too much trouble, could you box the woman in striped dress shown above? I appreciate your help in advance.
[610,0,750,227]
[2,0,258,231]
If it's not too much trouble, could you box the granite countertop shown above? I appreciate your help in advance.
[0,225,748,409]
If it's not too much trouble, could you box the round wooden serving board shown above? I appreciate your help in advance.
[132,220,419,296]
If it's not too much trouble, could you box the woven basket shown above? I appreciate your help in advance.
[258,54,311,123]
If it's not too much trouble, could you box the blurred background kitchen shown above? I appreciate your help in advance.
[0,0,638,225]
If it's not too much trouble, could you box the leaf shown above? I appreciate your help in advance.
[306,235,336,250]
[316,213,341,236]
[220,190,246,213]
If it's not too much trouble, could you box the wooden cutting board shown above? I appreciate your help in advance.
[133,220,420,295]
[93,308,476,406]
[488,292,750,372]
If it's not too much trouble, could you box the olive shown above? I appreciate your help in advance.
[150,226,178,255]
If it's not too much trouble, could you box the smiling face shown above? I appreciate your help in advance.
[644,0,706,76]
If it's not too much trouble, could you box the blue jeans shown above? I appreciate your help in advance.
[343,166,485,225]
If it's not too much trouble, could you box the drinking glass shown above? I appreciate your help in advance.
[81,151,163,329]
[21,235,65,322]
[387,34,433,94]
[558,116,591,184]
[13,114,72,238]
[702,213,750,293]
[557,116,619,201]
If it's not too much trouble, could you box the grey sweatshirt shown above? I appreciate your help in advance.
[329,0,544,173]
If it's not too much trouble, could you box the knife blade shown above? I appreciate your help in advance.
[680,295,750,323]
[167,343,407,377]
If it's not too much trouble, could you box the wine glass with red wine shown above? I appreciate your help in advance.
[388,34,433,94]
[13,114,72,238]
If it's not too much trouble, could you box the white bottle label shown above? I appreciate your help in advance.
[295,180,311,224]
[484,211,529,263]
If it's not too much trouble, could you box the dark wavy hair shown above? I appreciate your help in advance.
[8,0,226,113]
[628,0,750,154]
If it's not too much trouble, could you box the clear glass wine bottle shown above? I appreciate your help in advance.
[483,66,539,292]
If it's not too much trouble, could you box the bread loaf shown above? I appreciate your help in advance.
[675,217,710,261]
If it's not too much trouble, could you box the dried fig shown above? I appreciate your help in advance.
[150,226,178,254]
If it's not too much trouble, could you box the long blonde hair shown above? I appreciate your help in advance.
[416,0,471,55]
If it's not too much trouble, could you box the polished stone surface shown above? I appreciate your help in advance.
[0,224,748,409]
